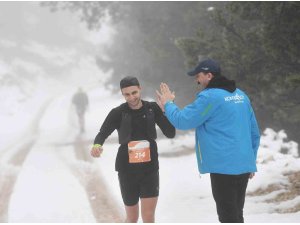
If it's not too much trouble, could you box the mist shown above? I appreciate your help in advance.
[0,1,299,222]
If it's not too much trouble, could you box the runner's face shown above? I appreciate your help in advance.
[121,86,142,109]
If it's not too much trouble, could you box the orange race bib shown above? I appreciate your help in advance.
[128,140,151,163]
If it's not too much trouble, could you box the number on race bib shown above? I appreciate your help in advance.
[128,140,151,163]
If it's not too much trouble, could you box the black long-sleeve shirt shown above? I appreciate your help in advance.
[93,100,175,172]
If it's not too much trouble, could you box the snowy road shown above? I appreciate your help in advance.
[0,100,50,222]
[0,94,122,222]
[0,88,299,223]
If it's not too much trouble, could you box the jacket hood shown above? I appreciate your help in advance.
[206,75,236,93]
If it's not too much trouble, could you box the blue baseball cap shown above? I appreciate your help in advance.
[187,59,221,76]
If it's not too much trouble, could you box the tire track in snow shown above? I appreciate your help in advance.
[0,100,51,222]
[69,134,123,222]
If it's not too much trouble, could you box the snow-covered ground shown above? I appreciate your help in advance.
[1,2,299,223]
[1,83,299,223]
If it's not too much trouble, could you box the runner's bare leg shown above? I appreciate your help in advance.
[141,197,158,223]
[125,203,139,223]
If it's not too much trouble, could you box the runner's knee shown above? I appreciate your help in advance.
[125,216,138,223]
[141,211,155,223]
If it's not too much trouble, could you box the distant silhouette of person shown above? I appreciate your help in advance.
[72,87,89,133]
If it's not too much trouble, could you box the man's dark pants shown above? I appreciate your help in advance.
[210,173,250,223]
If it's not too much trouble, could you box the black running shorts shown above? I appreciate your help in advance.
[118,170,159,206]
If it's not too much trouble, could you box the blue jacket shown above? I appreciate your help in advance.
[164,87,260,174]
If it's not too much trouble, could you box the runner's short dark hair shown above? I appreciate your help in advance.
[120,76,140,89]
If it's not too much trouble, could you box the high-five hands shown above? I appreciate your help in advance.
[156,83,175,112]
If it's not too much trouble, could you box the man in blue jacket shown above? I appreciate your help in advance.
[156,58,260,223]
